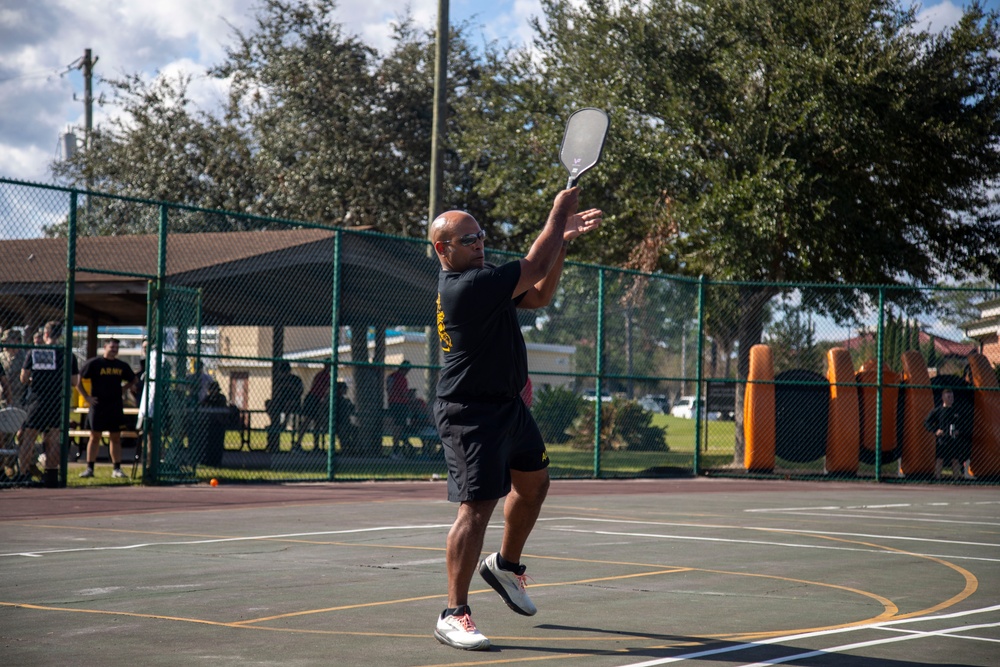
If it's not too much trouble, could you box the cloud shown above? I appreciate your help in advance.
[913,0,966,32]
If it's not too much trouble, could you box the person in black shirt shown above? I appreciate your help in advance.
[924,388,973,480]
[18,321,80,486]
[428,187,601,650]
[77,338,138,479]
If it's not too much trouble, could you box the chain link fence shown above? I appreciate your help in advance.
[2,177,998,487]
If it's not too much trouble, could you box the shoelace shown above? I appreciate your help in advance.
[514,573,534,590]
[453,613,477,632]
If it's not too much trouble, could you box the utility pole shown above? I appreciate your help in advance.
[428,0,449,225]
[71,48,98,233]
[82,48,96,149]
[426,0,449,405]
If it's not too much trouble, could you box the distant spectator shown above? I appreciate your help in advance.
[1,329,27,407]
[201,380,228,408]
[924,388,973,480]
[189,361,212,403]
[298,365,331,449]
[19,321,79,486]
[77,337,138,479]
[266,361,303,453]
[386,361,413,458]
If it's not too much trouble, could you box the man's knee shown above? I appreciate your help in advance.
[512,469,550,504]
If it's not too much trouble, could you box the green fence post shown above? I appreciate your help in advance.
[327,230,342,481]
[693,275,706,475]
[593,268,605,477]
[875,287,885,481]
[59,191,78,488]
[149,204,168,483]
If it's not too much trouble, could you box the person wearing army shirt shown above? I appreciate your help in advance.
[77,337,137,479]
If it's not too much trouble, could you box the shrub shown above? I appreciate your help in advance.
[567,398,668,452]
[532,386,584,443]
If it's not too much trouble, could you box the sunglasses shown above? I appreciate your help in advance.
[442,230,486,247]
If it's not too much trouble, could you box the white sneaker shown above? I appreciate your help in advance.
[111,469,126,479]
[79,468,94,478]
[479,552,537,616]
[434,607,490,651]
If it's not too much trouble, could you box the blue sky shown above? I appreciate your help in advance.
[0,0,992,237]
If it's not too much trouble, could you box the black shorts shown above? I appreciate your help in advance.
[24,398,62,431]
[89,404,128,433]
[434,397,549,503]
[936,436,972,462]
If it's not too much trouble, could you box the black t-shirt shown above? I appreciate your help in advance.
[436,260,527,400]
[81,356,136,410]
[23,348,80,403]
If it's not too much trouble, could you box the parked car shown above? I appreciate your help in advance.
[581,388,613,402]
[670,396,724,420]
[638,394,670,413]
[670,396,698,419]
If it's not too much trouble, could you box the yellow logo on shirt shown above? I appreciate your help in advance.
[436,294,453,352]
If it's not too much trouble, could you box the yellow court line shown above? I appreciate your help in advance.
[2,518,983,661]
[233,569,691,625]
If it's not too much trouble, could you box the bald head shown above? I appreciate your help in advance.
[430,211,476,243]
[430,210,485,271]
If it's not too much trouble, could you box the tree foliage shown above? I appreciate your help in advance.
[50,0,490,237]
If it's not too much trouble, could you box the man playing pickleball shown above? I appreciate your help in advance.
[429,187,601,650]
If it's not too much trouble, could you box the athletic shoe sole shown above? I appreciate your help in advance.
[478,555,536,616]
[433,628,490,651]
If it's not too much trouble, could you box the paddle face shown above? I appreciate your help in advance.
[559,108,610,188]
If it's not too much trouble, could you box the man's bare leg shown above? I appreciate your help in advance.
[447,498,499,607]
[109,432,122,466]
[18,427,40,476]
[500,468,550,564]
[86,433,101,466]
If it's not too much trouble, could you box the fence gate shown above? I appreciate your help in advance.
[147,284,203,484]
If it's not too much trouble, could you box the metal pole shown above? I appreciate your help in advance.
[428,0,449,224]
[328,230,342,480]
[875,288,885,481]
[593,269,605,476]
[59,192,79,488]
[693,276,707,474]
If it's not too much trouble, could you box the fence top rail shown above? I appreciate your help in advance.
[4,177,998,298]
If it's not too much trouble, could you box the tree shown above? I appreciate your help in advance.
[50,0,491,238]
[458,0,1000,463]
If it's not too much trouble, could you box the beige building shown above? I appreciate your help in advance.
[214,327,575,426]
[961,297,1000,367]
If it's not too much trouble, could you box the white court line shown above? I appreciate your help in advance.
[614,605,1000,667]
[746,500,1000,512]
[549,527,1000,563]
[735,620,1000,667]
[544,516,1000,550]
[0,523,455,558]
[737,511,1000,527]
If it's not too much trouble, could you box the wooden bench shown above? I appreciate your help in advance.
[67,429,141,440]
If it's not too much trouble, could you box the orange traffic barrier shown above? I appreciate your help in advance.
[967,353,1000,479]
[744,344,775,472]
[857,360,900,459]
[825,348,859,475]
[898,350,936,476]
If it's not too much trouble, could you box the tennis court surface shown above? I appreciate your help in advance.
[2,478,998,666]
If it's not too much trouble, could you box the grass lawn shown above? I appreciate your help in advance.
[56,414,908,486]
